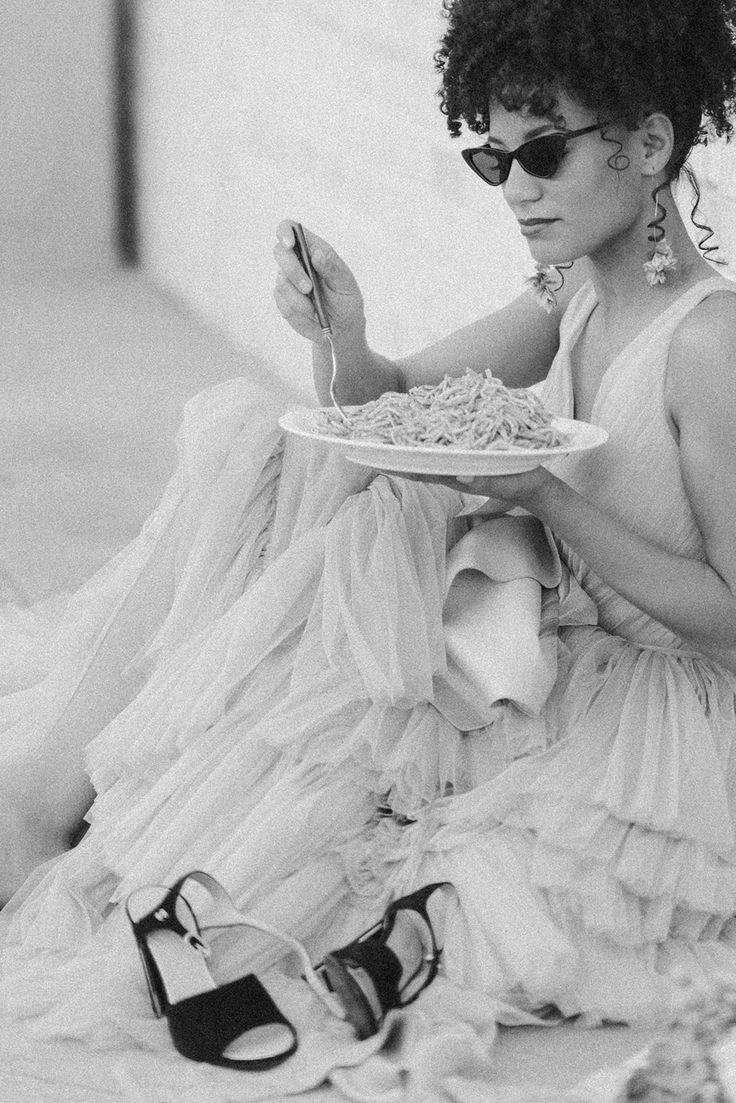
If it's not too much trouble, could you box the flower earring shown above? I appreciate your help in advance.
[525,263,561,313]
[643,192,678,286]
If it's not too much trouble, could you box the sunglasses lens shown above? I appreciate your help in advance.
[468,147,508,186]
[518,136,567,178]
[464,132,574,186]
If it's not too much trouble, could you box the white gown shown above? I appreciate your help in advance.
[2,275,736,1102]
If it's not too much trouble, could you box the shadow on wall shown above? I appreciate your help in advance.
[0,0,117,275]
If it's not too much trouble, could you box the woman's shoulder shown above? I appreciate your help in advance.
[670,276,736,360]
[667,277,736,410]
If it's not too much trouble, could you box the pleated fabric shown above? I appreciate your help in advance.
[2,280,736,1099]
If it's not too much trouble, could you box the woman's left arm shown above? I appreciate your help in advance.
[447,293,736,666]
[661,291,736,655]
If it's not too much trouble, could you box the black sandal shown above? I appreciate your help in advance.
[320,881,453,1040]
[126,870,344,1070]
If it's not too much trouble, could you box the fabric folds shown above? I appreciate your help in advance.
[3,278,736,1097]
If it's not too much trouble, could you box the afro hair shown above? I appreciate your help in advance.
[435,0,736,175]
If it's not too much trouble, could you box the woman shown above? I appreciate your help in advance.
[2,0,736,1088]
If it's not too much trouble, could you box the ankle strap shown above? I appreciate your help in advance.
[170,871,346,1020]
[169,871,244,930]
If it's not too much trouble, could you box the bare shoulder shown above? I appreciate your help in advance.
[667,286,736,417]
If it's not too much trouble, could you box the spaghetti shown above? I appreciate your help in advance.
[316,369,567,451]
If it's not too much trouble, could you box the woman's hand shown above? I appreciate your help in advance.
[273,220,366,344]
[273,219,402,407]
[392,464,558,515]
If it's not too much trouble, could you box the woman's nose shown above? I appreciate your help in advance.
[502,158,545,205]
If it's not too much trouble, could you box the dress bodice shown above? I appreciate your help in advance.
[541,274,736,647]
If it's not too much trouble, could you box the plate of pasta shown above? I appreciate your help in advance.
[279,369,608,476]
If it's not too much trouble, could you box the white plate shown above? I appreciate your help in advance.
[278,407,609,476]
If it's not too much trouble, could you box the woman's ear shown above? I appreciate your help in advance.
[637,112,675,177]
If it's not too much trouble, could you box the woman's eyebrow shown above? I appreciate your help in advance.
[485,122,562,146]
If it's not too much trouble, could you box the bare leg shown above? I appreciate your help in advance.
[0,533,178,905]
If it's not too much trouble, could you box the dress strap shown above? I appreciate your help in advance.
[665,274,736,318]
[557,280,597,346]
[539,281,597,418]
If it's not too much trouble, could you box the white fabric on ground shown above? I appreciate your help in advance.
[2,278,736,1099]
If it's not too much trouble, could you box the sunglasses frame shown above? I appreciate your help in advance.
[462,123,606,186]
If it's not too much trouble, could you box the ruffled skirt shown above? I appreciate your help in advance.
[3,379,736,1095]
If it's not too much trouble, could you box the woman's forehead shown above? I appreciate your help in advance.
[487,92,594,134]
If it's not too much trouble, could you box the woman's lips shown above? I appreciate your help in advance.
[518,218,559,236]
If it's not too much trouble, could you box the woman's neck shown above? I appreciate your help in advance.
[585,185,715,316]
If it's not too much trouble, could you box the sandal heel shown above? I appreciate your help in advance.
[135,938,166,1018]
[127,884,182,1019]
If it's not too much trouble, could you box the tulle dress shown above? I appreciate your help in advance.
[2,274,736,1100]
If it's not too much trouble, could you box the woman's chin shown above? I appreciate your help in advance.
[528,245,577,268]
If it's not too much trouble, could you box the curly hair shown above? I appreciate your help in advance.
[435,0,736,179]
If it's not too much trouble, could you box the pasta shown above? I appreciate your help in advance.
[316,369,568,451]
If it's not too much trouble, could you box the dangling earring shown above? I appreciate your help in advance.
[643,190,678,286]
[525,263,566,313]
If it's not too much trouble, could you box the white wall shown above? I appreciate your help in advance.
[136,3,736,403]
[0,0,116,274]
[136,1,531,401]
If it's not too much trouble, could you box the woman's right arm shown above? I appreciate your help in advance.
[273,221,586,405]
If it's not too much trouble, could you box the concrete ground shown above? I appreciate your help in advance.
[0,265,288,599]
[0,262,655,1098]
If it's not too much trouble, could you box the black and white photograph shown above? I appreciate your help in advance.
[2,1,736,1100]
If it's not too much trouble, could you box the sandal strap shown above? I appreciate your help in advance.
[167,972,297,1070]
[170,872,295,939]
[169,872,345,1020]
[128,871,240,953]
[333,938,403,1014]
[128,881,204,949]
[168,871,239,926]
